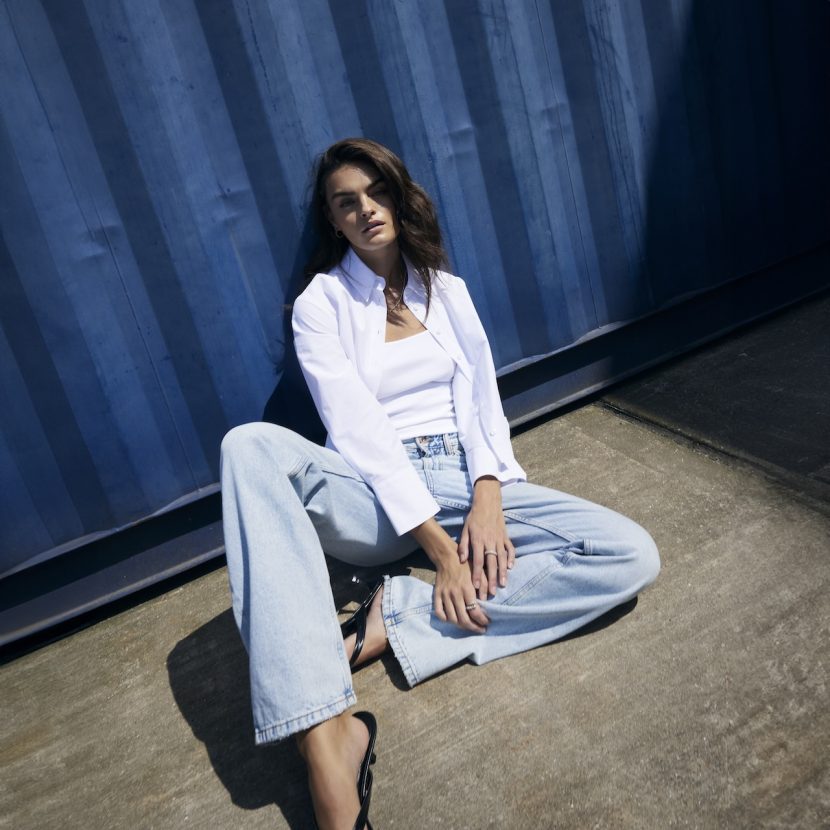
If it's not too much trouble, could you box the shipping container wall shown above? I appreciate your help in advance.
[1,0,828,575]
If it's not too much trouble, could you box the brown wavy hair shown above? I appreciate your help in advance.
[303,138,448,311]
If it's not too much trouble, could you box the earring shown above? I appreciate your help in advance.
[335,228,344,238]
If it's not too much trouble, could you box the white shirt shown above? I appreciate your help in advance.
[292,247,527,535]
[377,330,458,439]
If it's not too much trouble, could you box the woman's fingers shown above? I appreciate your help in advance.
[506,537,516,570]
[497,545,508,589]
[457,531,470,564]
[482,544,511,594]
[437,587,489,633]
[434,557,492,632]
[465,599,490,630]
[484,547,499,594]
[471,542,485,593]
[471,532,516,596]
[455,594,488,633]
[484,549,496,594]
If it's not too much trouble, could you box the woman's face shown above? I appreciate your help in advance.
[325,161,399,258]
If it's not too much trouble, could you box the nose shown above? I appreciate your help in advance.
[360,197,375,217]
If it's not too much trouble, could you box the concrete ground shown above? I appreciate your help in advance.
[1,293,828,830]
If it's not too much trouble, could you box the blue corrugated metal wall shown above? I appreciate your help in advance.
[1,0,828,576]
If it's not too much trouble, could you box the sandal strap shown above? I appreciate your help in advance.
[352,770,373,830]
[349,606,367,666]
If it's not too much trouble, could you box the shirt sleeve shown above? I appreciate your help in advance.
[449,277,527,487]
[292,291,440,536]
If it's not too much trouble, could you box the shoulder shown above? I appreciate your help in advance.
[293,270,351,321]
[429,268,468,299]
[295,270,342,304]
[429,269,477,311]
[429,268,488,345]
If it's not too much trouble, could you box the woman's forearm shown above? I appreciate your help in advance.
[472,475,501,507]
[409,517,458,570]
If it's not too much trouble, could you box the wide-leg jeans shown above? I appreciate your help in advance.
[220,422,660,745]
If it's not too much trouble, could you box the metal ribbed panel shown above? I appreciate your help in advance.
[1,0,828,573]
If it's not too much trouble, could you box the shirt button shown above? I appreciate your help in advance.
[488,430,496,436]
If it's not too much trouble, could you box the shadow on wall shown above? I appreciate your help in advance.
[260,189,328,441]
[597,0,830,489]
[632,0,828,331]
[543,0,830,405]
[261,298,326,444]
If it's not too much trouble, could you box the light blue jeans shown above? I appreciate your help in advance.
[220,423,660,745]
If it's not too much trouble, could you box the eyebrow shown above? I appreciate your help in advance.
[330,177,385,200]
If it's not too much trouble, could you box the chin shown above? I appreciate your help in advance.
[359,234,397,251]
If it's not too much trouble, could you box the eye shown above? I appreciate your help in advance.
[338,198,355,208]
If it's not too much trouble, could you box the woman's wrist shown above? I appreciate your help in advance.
[411,517,458,570]
[472,475,501,506]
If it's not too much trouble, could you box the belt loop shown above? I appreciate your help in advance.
[442,433,452,455]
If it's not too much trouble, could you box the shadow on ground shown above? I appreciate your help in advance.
[166,610,302,818]
[165,557,416,824]
[167,548,637,825]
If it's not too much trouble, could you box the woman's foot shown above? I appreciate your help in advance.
[296,712,371,830]
[344,582,388,667]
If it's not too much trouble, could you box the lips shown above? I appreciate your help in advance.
[362,221,384,233]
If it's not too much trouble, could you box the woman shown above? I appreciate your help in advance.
[220,138,660,830]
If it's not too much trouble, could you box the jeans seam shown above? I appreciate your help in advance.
[254,690,357,744]
[284,454,364,484]
[503,509,579,544]
[386,621,419,687]
[435,496,470,511]
[502,558,567,606]
[383,576,421,687]
[390,602,433,622]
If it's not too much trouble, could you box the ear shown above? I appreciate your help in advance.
[324,203,338,234]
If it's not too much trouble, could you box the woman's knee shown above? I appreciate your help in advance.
[623,521,661,587]
[220,422,304,473]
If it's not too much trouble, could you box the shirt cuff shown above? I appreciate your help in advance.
[370,463,440,536]
[466,445,503,485]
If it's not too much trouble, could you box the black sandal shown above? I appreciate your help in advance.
[353,710,378,830]
[340,578,384,668]
[353,769,374,830]
[311,711,378,830]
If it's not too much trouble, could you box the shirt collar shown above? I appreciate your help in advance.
[337,246,423,305]
[337,247,377,302]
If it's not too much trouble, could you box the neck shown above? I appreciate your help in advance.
[352,244,401,285]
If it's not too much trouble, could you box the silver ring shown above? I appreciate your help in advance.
[484,550,498,557]
[465,601,478,610]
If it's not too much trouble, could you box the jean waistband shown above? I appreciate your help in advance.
[401,432,464,458]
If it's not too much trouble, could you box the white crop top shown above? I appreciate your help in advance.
[376,330,458,439]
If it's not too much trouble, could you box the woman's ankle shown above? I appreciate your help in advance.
[296,713,348,762]
[344,584,388,666]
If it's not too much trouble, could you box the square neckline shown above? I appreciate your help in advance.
[384,328,430,345]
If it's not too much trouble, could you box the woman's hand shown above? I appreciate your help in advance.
[434,556,490,633]
[458,476,516,600]
[411,518,490,633]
